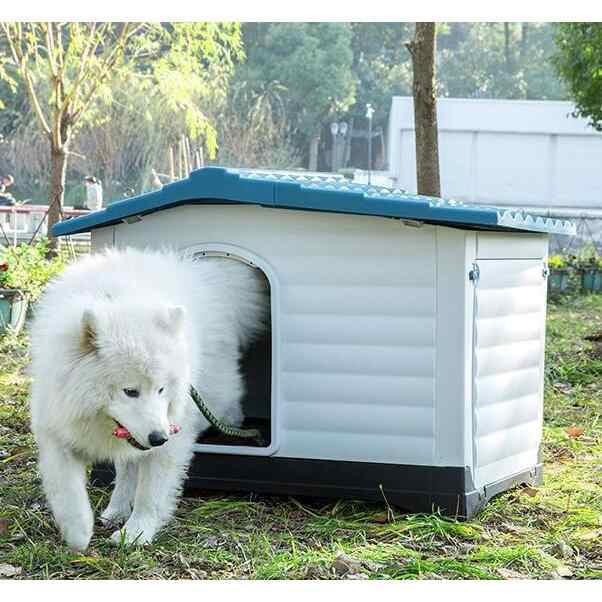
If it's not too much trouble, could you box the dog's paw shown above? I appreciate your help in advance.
[100,503,132,528]
[110,520,155,547]
[63,523,93,552]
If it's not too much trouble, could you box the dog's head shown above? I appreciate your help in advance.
[78,301,191,451]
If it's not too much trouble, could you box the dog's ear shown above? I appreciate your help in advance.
[156,306,185,334]
[80,309,99,354]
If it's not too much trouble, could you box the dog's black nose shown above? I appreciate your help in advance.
[148,431,168,447]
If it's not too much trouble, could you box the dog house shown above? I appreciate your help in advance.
[53,167,575,518]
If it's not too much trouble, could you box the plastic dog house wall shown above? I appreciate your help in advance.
[53,168,575,518]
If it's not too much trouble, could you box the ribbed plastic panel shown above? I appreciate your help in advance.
[472,259,546,487]
[278,236,437,465]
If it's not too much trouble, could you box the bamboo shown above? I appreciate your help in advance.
[179,139,185,179]
[184,136,192,174]
[169,146,175,181]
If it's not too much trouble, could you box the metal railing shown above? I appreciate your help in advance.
[0,204,91,247]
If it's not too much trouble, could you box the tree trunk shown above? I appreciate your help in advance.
[408,22,441,197]
[504,23,512,72]
[47,144,68,256]
[520,23,529,63]
[308,135,320,171]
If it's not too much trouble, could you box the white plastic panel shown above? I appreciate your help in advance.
[109,205,438,465]
[90,226,114,251]
[472,259,547,487]
[476,232,548,260]
[433,228,475,468]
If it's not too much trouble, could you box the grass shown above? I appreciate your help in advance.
[1,296,601,580]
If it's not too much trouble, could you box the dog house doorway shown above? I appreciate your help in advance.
[187,247,273,453]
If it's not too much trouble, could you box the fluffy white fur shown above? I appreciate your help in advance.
[29,247,268,551]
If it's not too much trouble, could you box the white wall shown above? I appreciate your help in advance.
[388,97,602,209]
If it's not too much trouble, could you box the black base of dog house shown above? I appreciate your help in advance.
[91,454,543,519]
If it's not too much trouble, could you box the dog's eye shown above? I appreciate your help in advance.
[158,387,164,395]
[123,388,139,398]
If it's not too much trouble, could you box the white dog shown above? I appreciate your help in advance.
[29,247,268,551]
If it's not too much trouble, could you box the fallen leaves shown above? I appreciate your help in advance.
[331,553,383,578]
[520,486,539,498]
[0,517,10,537]
[552,564,573,579]
[553,382,574,395]
[497,567,528,580]
[566,426,585,439]
[0,563,22,577]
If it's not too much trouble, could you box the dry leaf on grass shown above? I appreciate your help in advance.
[552,564,573,579]
[331,553,384,577]
[520,486,539,497]
[371,513,392,524]
[497,567,528,580]
[0,563,22,577]
[566,426,585,439]
[0,517,10,537]
[576,528,602,542]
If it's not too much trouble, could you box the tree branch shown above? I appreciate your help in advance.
[71,23,144,126]
[0,22,52,137]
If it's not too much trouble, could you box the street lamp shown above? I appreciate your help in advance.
[330,121,348,172]
[366,104,375,185]
[330,122,339,171]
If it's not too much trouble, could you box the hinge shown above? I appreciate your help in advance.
[542,262,549,279]
[469,263,480,283]
[122,215,143,225]
[401,219,424,228]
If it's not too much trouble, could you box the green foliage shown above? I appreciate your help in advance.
[213,80,301,170]
[0,23,243,203]
[438,23,566,100]
[124,23,244,159]
[0,240,67,301]
[548,255,567,269]
[348,23,414,128]
[240,23,356,138]
[553,23,602,131]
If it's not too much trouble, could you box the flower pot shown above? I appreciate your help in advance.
[0,289,28,336]
[581,268,602,293]
[548,269,571,294]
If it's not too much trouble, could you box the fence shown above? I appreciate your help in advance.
[0,204,91,248]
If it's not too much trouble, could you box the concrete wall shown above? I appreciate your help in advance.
[388,97,602,210]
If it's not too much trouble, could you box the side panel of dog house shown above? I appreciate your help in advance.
[433,227,476,470]
[471,233,548,489]
[108,205,440,467]
[90,226,114,252]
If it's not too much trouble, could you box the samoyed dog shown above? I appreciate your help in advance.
[29,247,268,551]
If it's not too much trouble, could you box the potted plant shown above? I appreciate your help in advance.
[0,259,27,335]
[573,244,602,293]
[0,240,67,336]
[547,254,571,294]
[580,256,602,293]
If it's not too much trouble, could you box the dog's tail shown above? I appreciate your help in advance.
[190,256,270,348]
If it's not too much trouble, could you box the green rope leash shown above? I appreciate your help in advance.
[189,385,265,446]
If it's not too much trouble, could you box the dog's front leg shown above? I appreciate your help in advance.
[100,460,138,528]
[111,438,194,546]
[38,435,93,552]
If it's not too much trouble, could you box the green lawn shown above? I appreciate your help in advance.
[1,295,601,579]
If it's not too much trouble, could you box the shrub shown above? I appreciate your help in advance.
[0,240,68,301]
[548,255,567,269]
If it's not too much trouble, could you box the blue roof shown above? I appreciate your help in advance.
[53,167,576,237]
